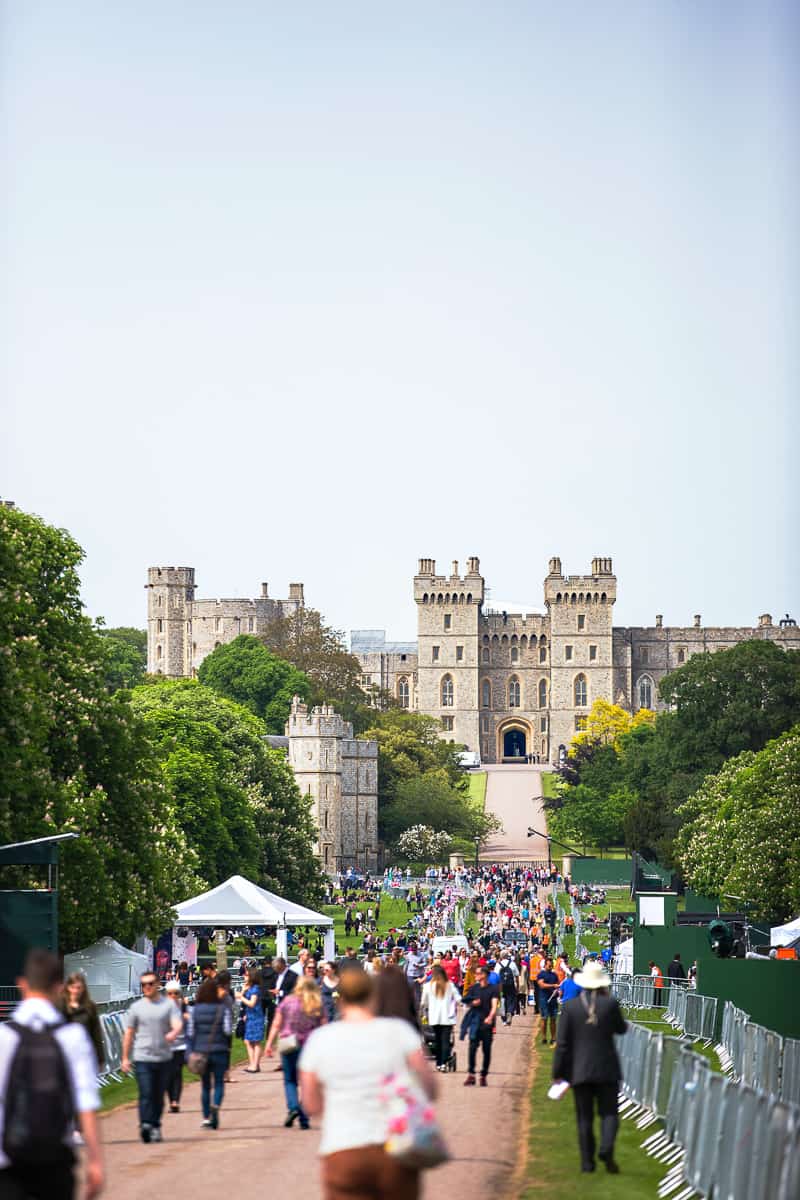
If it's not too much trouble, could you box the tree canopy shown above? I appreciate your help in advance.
[96,625,147,690]
[0,505,202,949]
[673,725,800,922]
[259,607,378,731]
[197,635,311,733]
[131,679,325,905]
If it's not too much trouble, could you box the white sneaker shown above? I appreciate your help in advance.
[201,1118,212,1128]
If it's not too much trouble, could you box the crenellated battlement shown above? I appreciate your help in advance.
[414,555,484,604]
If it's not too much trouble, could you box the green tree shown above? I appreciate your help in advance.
[621,641,800,862]
[96,625,147,690]
[0,505,202,950]
[197,635,311,733]
[259,607,376,732]
[381,774,475,845]
[673,726,800,921]
[358,709,466,840]
[131,679,324,904]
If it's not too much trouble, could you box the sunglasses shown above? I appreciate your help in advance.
[141,980,158,988]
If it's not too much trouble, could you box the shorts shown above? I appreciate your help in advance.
[541,996,558,1018]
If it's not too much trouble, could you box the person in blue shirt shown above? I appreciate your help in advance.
[559,973,583,1003]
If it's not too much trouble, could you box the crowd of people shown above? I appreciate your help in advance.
[0,862,635,1198]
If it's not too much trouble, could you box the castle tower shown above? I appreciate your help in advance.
[146,567,196,677]
[414,557,484,752]
[544,557,616,758]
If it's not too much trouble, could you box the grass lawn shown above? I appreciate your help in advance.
[465,770,487,808]
[321,894,416,953]
[624,1008,722,1072]
[520,1038,667,1196]
[100,1039,250,1113]
[541,772,559,800]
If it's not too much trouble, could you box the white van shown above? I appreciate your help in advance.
[431,934,470,958]
[457,750,481,770]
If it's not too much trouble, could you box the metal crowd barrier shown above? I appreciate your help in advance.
[662,985,716,1041]
[715,999,800,1109]
[614,1024,800,1200]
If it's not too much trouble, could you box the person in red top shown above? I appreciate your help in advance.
[441,951,461,988]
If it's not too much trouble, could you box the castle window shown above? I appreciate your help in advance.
[324,810,328,829]
[574,674,588,707]
[641,646,649,664]
[248,617,254,631]
[441,675,454,707]
[540,646,547,662]
[491,634,499,646]
[441,715,454,731]
[520,635,528,649]
[482,648,490,664]
[156,644,162,660]
[511,647,518,663]
[540,716,547,733]
[538,679,547,708]
[589,644,597,661]
[638,675,653,709]
[481,715,490,732]
[215,617,221,632]
[432,645,440,662]
[215,641,221,649]
[401,654,406,661]
[482,680,491,708]
[501,634,508,646]
[456,645,463,662]
[444,614,452,630]
[483,634,490,645]
[157,618,163,633]
[360,674,371,688]
[578,614,585,630]
[565,645,573,661]
[508,676,520,708]
[397,677,410,709]
[678,648,686,664]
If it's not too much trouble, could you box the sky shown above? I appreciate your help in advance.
[2,1,798,642]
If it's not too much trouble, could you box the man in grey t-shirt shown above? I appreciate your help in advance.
[122,972,181,1144]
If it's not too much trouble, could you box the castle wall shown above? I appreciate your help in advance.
[286,700,378,874]
[146,570,304,678]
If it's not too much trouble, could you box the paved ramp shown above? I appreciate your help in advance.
[480,765,550,862]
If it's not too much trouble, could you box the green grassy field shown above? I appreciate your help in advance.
[321,894,418,953]
[465,770,487,808]
[521,1038,667,1196]
[100,1038,250,1113]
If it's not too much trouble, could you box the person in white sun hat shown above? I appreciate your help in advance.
[551,959,628,1175]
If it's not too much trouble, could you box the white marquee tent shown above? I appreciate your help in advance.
[613,937,633,976]
[172,874,335,959]
[770,915,800,948]
[64,936,149,1002]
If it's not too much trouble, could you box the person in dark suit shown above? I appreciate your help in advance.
[552,960,628,1174]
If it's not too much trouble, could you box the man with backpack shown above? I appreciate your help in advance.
[497,953,518,1025]
[0,948,104,1199]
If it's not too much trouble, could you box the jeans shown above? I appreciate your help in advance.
[281,1048,308,1126]
[134,1060,171,1129]
[168,1049,185,1105]
[572,1082,620,1168]
[468,1025,493,1077]
[201,1050,228,1118]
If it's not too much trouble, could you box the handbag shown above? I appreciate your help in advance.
[381,1071,450,1170]
[277,1032,299,1054]
[186,1002,223,1075]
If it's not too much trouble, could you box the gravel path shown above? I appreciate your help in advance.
[481,765,550,861]
[94,1012,533,1198]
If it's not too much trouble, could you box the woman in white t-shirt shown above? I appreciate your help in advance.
[299,968,437,1200]
[419,965,459,1072]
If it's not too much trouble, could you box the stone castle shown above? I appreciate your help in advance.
[145,557,798,867]
[354,556,799,765]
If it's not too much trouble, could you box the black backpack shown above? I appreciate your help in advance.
[500,965,515,990]
[3,1022,75,1166]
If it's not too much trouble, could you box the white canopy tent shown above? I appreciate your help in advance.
[172,874,335,960]
[64,936,149,1002]
[770,915,800,948]
[613,937,633,976]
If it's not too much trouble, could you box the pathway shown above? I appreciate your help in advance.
[94,1012,532,1198]
[481,765,550,862]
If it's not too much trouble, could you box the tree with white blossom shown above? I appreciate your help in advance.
[396,825,453,863]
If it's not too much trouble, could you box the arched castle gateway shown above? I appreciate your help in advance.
[353,556,800,765]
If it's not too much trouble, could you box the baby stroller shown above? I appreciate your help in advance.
[422,1022,457,1073]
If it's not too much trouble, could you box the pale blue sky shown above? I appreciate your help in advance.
[2,2,798,639]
